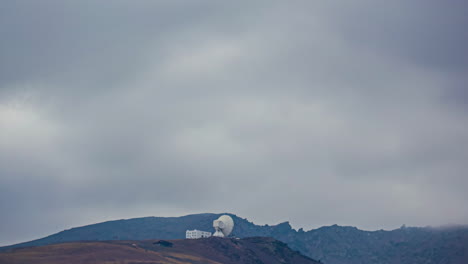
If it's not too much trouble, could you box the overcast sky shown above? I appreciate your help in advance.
[1,0,468,246]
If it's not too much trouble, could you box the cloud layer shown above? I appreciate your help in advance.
[1,0,467,246]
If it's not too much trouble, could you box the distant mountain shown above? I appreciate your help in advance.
[1,213,467,264]
[0,237,321,264]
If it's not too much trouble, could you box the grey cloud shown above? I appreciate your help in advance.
[319,1,468,71]
[1,0,468,246]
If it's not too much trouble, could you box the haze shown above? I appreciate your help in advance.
[1,0,467,246]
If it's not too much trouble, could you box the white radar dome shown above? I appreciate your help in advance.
[213,215,234,237]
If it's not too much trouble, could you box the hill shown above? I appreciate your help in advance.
[0,237,320,264]
[1,213,467,264]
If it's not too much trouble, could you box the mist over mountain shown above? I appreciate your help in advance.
[2,2,467,264]
[1,213,467,264]
[2,1,468,247]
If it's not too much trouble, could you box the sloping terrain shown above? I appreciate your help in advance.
[0,237,320,264]
[293,225,468,264]
[1,213,467,264]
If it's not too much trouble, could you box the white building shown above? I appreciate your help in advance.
[186,229,211,239]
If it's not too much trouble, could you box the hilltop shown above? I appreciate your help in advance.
[1,213,467,264]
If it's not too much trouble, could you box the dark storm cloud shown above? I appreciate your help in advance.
[1,1,468,246]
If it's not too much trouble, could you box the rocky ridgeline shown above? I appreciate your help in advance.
[1,213,467,264]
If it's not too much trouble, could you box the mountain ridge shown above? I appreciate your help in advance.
[1,213,467,264]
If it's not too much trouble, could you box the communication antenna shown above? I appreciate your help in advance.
[213,215,234,237]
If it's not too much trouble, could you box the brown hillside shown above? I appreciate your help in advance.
[0,237,320,264]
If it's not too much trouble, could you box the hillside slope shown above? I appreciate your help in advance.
[0,213,287,250]
[1,213,467,264]
[0,237,320,264]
